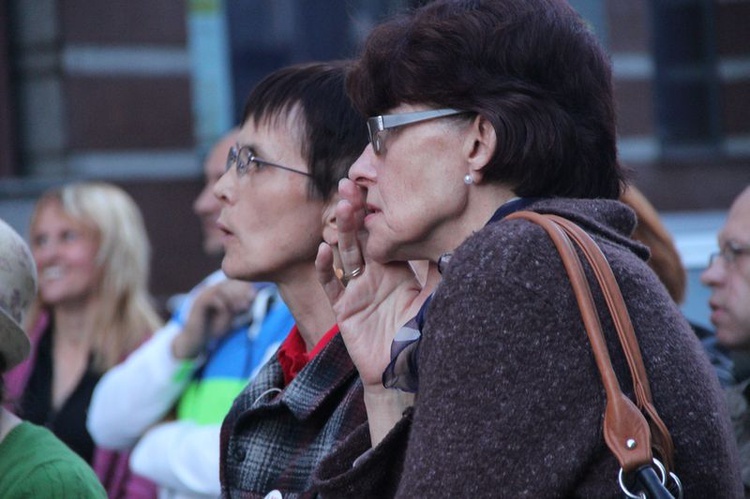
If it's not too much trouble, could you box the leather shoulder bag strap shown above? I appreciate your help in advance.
[505,210,652,472]
[546,214,675,471]
[505,211,681,497]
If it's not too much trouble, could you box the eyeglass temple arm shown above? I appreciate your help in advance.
[379,108,463,129]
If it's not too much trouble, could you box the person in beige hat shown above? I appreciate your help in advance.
[0,221,34,371]
[0,217,106,497]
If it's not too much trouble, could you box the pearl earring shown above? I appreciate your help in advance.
[464,174,473,185]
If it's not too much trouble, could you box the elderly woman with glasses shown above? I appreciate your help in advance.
[213,61,370,497]
[313,0,742,497]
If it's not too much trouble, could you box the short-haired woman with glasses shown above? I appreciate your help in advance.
[213,61,370,496]
[313,1,742,497]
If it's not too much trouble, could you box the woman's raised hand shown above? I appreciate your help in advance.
[173,279,256,360]
[316,179,428,391]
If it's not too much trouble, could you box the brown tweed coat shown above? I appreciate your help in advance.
[315,198,743,498]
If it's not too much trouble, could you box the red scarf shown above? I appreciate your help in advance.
[277,324,339,385]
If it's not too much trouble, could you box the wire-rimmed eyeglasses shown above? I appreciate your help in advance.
[226,144,312,178]
[366,108,467,155]
[708,241,750,267]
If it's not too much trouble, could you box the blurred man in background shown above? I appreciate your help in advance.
[701,185,750,493]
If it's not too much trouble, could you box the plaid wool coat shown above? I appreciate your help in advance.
[220,332,365,498]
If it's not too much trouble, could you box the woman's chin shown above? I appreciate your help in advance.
[221,258,246,281]
[222,258,272,283]
[364,239,408,265]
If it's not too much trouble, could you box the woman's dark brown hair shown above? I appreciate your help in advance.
[347,0,624,199]
[242,61,368,201]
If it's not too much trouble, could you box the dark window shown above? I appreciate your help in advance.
[225,0,409,121]
[651,0,720,157]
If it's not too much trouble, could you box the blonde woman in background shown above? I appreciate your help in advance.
[4,181,162,498]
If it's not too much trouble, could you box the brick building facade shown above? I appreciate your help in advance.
[0,0,748,306]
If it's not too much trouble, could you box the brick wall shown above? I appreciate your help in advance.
[2,0,212,309]
[606,0,750,210]
[1,0,748,304]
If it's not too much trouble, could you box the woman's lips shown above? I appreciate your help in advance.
[216,220,232,235]
[365,204,381,215]
[363,205,381,224]
[40,266,64,281]
[216,221,236,245]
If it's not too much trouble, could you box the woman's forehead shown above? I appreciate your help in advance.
[244,102,304,134]
[239,111,306,157]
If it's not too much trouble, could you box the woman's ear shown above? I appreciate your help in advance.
[463,114,497,182]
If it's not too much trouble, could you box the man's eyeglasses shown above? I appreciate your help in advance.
[226,145,312,178]
[708,241,750,267]
[366,108,467,155]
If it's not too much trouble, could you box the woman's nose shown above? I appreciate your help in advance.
[348,145,377,185]
[33,241,57,265]
[213,170,233,203]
